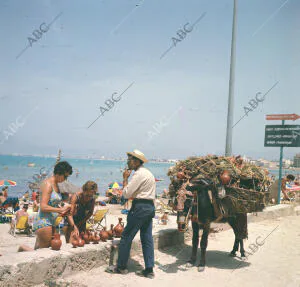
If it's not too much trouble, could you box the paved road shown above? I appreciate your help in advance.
[51,215,300,287]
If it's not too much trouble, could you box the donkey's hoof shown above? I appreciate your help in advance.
[197,266,205,272]
[229,251,236,257]
[240,252,246,258]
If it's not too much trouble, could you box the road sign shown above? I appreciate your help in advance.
[264,125,300,147]
[266,113,300,121]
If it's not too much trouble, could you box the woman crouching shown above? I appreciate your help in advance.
[64,181,97,243]
[18,162,72,251]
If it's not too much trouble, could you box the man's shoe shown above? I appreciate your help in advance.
[136,269,155,279]
[105,265,128,275]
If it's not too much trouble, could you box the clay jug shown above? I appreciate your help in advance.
[177,171,185,180]
[88,231,94,242]
[220,170,231,185]
[83,232,90,244]
[51,233,62,251]
[100,227,109,242]
[161,212,168,225]
[80,232,85,240]
[191,214,198,223]
[107,224,114,239]
[93,232,100,244]
[72,237,79,248]
[78,237,85,247]
[114,218,124,238]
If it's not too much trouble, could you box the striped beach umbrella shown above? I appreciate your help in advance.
[0,180,17,187]
[286,184,300,191]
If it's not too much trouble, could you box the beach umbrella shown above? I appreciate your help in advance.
[108,182,123,189]
[286,184,300,191]
[0,180,17,187]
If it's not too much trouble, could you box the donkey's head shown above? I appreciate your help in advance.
[186,178,215,224]
[175,178,215,231]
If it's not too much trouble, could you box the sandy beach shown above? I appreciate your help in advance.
[1,202,299,287]
[36,215,300,287]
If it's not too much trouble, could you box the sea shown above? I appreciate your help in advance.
[0,155,299,199]
[0,155,173,198]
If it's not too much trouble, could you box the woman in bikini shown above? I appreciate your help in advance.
[18,161,72,251]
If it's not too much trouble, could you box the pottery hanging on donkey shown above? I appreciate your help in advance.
[173,178,248,272]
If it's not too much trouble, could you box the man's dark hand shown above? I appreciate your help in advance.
[123,169,132,179]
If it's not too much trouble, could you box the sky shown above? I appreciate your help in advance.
[0,0,299,161]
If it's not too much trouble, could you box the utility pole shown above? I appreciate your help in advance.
[225,0,237,156]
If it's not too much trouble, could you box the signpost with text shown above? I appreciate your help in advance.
[265,114,300,204]
[264,125,300,147]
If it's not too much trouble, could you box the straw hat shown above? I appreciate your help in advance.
[126,149,148,163]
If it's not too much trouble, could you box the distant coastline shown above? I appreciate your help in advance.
[268,167,300,171]
[0,153,298,167]
[0,154,175,164]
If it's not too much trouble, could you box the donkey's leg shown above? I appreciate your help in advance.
[239,239,246,257]
[230,238,239,257]
[236,213,248,257]
[198,223,210,272]
[227,217,239,256]
[187,222,199,267]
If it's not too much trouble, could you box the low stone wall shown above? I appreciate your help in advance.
[247,203,296,223]
[0,244,111,287]
[0,203,298,287]
[0,228,186,287]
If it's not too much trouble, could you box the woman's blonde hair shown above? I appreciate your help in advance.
[82,181,98,193]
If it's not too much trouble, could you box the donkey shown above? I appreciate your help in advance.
[175,178,248,272]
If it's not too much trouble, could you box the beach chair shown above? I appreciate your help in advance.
[9,215,32,237]
[54,216,63,233]
[1,213,14,223]
[155,198,176,214]
[87,209,109,232]
[0,197,19,215]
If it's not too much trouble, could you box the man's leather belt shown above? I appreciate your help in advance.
[132,199,154,205]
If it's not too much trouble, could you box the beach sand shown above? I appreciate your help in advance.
[35,215,300,287]
[1,203,299,287]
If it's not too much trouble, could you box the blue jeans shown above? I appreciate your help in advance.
[117,201,155,269]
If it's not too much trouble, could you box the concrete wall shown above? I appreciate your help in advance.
[0,203,298,287]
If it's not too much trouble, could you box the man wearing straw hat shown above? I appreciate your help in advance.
[106,150,156,278]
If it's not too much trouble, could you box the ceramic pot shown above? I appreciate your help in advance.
[100,227,109,242]
[114,218,124,238]
[177,171,185,179]
[88,231,94,242]
[93,232,100,244]
[51,233,62,251]
[161,212,168,225]
[72,238,79,248]
[220,170,231,185]
[191,214,198,223]
[78,237,85,247]
[107,224,114,239]
[83,232,90,244]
